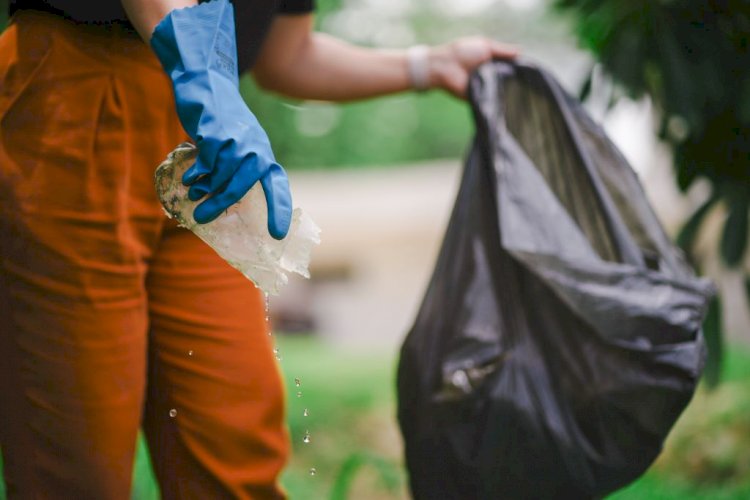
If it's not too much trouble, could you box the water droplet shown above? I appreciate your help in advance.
[303,408,309,417]
[273,347,280,355]
[309,467,317,476]
[169,409,177,418]
[303,431,311,444]
[275,354,283,361]
[188,350,194,356]
[297,391,303,398]
[294,378,301,387]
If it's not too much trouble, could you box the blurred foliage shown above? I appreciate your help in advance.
[556,0,750,384]
[556,0,750,262]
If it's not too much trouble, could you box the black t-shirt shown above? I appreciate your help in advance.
[8,0,315,71]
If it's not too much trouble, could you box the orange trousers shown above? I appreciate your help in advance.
[0,12,288,499]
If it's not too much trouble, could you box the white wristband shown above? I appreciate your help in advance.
[407,45,431,92]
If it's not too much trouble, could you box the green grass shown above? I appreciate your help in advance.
[128,336,408,500]
[2,339,750,499]
[131,338,750,499]
[277,337,408,500]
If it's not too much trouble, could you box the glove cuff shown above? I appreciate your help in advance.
[150,0,239,84]
[150,0,240,140]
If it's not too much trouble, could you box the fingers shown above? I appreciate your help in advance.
[188,151,291,242]
[188,177,211,201]
[441,37,519,99]
[260,163,292,240]
[490,40,519,60]
[186,153,249,201]
[192,158,263,224]
[451,37,493,66]
[444,67,470,99]
[191,159,292,241]
[182,154,212,186]
[204,145,247,194]
[452,37,518,66]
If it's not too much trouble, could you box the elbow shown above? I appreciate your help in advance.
[254,56,308,99]
[253,32,315,98]
[255,62,320,100]
[253,69,283,94]
[253,69,302,99]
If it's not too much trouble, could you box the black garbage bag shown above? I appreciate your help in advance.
[397,60,714,500]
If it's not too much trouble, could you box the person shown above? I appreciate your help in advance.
[0,0,516,497]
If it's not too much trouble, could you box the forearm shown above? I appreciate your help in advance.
[255,32,413,101]
[254,16,516,101]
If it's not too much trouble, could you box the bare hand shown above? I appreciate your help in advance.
[428,37,518,99]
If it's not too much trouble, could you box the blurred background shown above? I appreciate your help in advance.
[1,0,750,499]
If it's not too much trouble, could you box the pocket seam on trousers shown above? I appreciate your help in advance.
[0,25,53,124]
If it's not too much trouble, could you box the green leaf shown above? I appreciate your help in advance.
[674,146,699,192]
[720,191,749,267]
[702,296,723,389]
[676,192,719,260]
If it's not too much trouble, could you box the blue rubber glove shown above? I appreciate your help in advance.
[151,0,291,239]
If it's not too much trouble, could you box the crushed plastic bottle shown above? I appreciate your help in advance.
[155,143,321,295]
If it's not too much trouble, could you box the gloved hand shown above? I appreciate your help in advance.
[150,0,291,239]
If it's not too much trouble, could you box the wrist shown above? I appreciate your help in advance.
[424,45,453,92]
[407,44,451,92]
[407,45,431,91]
